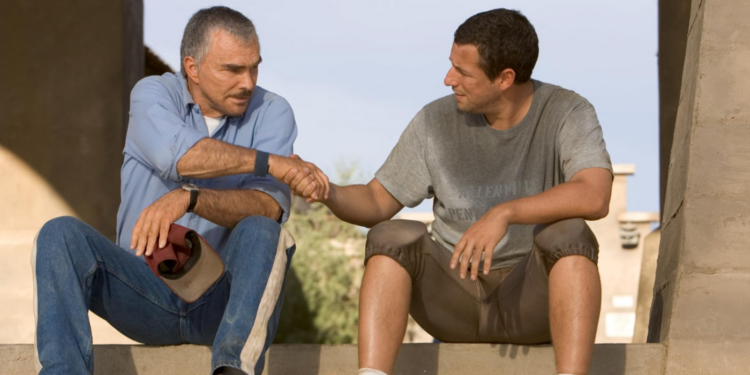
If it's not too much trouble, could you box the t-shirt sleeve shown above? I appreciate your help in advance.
[558,103,613,182]
[374,109,433,208]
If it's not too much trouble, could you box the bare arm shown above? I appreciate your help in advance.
[307,178,403,228]
[497,167,612,225]
[451,167,613,280]
[131,187,281,256]
[176,138,258,179]
[193,189,281,228]
[131,140,330,256]
[176,138,328,198]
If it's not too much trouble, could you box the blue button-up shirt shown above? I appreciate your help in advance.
[116,73,296,253]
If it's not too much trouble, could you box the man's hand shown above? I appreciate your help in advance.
[450,207,510,280]
[131,189,190,257]
[273,154,329,202]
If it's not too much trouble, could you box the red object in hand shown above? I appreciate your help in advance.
[145,224,225,303]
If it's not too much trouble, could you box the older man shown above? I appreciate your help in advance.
[32,6,325,375]
[287,9,612,375]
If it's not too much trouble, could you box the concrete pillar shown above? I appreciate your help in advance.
[649,0,750,373]
[658,0,691,215]
[633,227,661,343]
[0,0,143,344]
[0,0,143,239]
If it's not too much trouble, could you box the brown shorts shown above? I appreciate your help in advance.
[364,218,599,344]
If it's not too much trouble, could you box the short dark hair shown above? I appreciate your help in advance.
[454,9,539,83]
[180,6,258,77]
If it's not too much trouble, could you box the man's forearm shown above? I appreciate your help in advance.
[193,188,282,228]
[177,138,258,179]
[324,181,402,228]
[493,169,612,225]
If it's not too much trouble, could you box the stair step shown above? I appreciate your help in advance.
[2,343,664,374]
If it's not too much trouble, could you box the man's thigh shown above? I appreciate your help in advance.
[483,247,551,344]
[409,241,486,343]
[365,220,483,343]
[67,220,186,345]
[484,218,601,344]
[410,243,551,345]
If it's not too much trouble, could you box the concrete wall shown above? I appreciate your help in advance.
[0,0,143,239]
[658,0,691,215]
[633,228,661,343]
[0,0,143,345]
[649,0,750,373]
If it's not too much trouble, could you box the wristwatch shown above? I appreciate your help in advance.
[182,183,199,213]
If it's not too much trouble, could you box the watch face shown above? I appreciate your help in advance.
[183,183,199,191]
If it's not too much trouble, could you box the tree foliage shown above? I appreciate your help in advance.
[274,197,366,344]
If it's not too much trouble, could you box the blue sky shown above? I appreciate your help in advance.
[144,0,659,214]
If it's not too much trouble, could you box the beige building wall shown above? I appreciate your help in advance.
[590,165,659,344]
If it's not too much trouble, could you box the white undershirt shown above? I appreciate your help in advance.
[204,116,223,136]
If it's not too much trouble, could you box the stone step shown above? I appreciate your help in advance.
[2,343,664,375]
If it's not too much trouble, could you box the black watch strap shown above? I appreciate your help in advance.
[255,150,270,177]
[187,189,198,213]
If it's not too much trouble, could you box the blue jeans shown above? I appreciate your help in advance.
[32,215,295,375]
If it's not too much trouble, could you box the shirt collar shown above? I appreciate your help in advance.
[178,74,196,111]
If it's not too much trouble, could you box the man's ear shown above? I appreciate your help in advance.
[184,56,199,83]
[495,68,516,91]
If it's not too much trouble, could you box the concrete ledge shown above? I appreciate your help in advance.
[613,164,636,175]
[618,212,661,223]
[2,343,664,374]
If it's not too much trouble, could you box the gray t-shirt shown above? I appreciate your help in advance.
[375,80,612,269]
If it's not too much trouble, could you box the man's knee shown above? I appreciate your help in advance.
[533,218,599,268]
[33,216,93,275]
[367,220,428,249]
[226,215,287,264]
[365,220,428,280]
[232,215,281,239]
[36,216,87,253]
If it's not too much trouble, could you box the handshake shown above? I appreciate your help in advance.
[268,154,330,203]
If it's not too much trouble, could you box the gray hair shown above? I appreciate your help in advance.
[180,6,259,77]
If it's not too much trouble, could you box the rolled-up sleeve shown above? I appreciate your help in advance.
[125,77,206,183]
[240,96,298,223]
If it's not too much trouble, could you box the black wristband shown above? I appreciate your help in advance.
[182,183,199,213]
[187,189,198,213]
[255,150,270,177]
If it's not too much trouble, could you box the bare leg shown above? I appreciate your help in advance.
[358,255,412,374]
[549,255,601,375]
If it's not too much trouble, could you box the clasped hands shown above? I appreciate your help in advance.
[270,154,330,203]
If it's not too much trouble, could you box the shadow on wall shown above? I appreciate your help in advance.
[92,346,139,375]
[0,1,178,240]
[394,344,439,374]
[0,0,149,239]
[589,344,627,375]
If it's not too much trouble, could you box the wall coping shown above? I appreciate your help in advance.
[2,343,665,375]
